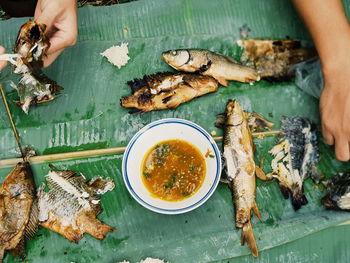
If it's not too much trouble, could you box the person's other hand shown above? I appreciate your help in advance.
[34,0,78,67]
[320,58,350,161]
[0,46,7,71]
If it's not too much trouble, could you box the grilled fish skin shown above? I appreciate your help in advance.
[237,39,316,80]
[162,49,260,86]
[0,162,37,263]
[121,72,218,113]
[38,167,115,243]
[322,172,350,210]
[222,100,271,258]
[268,116,320,210]
[0,20,63,113]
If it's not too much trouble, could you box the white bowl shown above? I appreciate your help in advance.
[122,118,221,215]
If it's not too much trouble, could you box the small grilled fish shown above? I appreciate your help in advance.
[268,117,320,210]
[162,49,260,86]
[237,39,316,80]
[220,100,271,258]
[121,72,218,113]
[0,20,62,113]
[38,166,115,242]
[0,162,37,263]
[322,172,350,210]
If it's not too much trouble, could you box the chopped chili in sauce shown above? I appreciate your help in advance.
[141,139,206,201]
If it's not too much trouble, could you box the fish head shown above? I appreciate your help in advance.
[1,162,34,197]
[225,100,244,126]
[162,49,190,69]
[14,20,49,61]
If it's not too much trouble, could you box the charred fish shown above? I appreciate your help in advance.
[121,72,218,113]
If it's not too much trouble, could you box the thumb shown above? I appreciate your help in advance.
[0,46,8,71]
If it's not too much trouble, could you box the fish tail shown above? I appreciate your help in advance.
[291,191,308,211]
[241,220,258,258]
[252,202,261,221]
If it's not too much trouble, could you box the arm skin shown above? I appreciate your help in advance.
[293,0,350,161]
[0,0,77,70]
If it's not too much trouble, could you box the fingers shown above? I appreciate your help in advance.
[334,136,350,162]
[42,48,64,67]
[0,46,8,71]
[322,125,334,145]
[46,26,77,55]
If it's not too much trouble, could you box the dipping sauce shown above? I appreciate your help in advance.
[141,139,206,201]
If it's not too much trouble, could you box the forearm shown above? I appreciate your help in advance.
[292,0,350,72]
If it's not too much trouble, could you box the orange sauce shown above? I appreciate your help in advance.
[141,139,206,201]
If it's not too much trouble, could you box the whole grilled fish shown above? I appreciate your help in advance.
[237,39,316,80]
[38,166,115,242]
[162,49,260,86]
[220,100,271,258]
[121,72,218,113]
[322,172,350,210]
[268,117,320,210]
[0,20,62,113]
[0,162,37,263]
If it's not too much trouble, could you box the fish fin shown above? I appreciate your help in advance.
[217,77,229,87]
[247,112,274,132]
[220,155,230,184]
[126,77,147,94]
[255,166,267,181]
[241,221,258,258]
[24,199,39,240]
[252,202,261,220]
[310,165,323,184]
[10,238,25,258]
[128,108,143,114]
[215,113,226,129]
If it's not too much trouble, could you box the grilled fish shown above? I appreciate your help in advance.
[322,172,350,210]
[220,100,272,258]
[0,162,37,263]
[38,166,115,242]
[121,72,218,113]
[0,20,62,113]
[268,117,320,210]
[162,49,260,86]
[237,39,316,80]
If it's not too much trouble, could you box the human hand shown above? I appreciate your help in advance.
[0,46,7,71]
[320,60,350,161]
[34,0,77,67]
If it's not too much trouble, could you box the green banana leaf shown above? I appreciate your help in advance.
[1,0,350,262]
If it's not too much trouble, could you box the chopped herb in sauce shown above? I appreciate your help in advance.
[141,139,206,202]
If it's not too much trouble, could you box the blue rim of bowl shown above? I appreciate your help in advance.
[122,118,222,215]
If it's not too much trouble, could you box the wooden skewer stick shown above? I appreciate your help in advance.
[0,130,281,167]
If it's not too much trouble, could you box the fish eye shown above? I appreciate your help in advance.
[171,50,177,56]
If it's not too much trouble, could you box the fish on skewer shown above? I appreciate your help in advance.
[121,72,218,113]
[0,162,37,263]
[0,20,63,113]
[38,166,115,242]
[217,100,272,258]
[268,116,321,210]
[162,49,260,86]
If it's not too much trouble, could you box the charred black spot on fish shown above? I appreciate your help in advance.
[127,78,147,94]
[29,25,41,41]
[138,92,153,105]
[199,60,212,72]
[162,95,173,104]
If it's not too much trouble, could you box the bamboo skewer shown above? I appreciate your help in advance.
[0,84,25,160]
[0,130,281,167]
